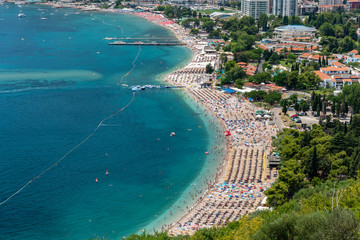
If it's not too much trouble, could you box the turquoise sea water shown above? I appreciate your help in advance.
[0,3,225,239]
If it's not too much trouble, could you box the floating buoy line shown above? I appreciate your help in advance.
[0,43,143,206]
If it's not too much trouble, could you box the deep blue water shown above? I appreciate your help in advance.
[0,4,225,240]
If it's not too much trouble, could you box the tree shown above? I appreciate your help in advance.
[235,79,244,89]
[300,100,310,112]
[264,91,282,105]
[283,16,289,25]
[205,63,214,74]
[219,53,228,65]
[307,146,319,180]
[189,28,199,35]
[273,71,289,86]
[202,19,215,33]
[287,71,299,89]
[339,37,354,53]
[258,13,268,31]
[320,22,335,36]
[281,99,289,114]
[249,72,272,84]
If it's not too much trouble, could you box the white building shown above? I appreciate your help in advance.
[273,0,298,16]
[274,25,316,39]
[241,0,269,20]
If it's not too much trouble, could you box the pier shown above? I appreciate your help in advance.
[109,41,185,46]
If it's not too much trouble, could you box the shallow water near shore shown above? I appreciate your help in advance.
[0,3,224,239]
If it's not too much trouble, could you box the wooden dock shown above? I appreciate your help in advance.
[109,41,185,46]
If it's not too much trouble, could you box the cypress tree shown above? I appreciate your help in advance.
[308,146,318,180]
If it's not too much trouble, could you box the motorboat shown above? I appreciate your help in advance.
[17,13,26,18]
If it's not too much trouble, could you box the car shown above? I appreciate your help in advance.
[296,119,302,123]
[304,112,308,116]
[299,112,304,116]
[314,113,318,117]
[340,116,345,120]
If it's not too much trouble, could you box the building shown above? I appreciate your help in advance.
[241,0,269,20]
[274,25,316,39]
[299,1,317,15]
[273,0,298,16]
[318,5,345,13]
[319,0,342,5]
[347,0,360,9]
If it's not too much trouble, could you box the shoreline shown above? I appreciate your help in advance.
[7,1,277,235]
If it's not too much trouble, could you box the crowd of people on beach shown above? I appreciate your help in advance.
[165,87,278,235]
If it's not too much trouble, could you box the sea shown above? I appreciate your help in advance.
[0,3,226,240]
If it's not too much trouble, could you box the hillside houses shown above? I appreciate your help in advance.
[237,62,257,76]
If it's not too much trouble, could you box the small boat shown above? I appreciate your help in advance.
[141,86,145,90]
[121,84,128,87]
[95,178,98,182]
[205,151,209,155]
[131,85,141,91]
[170,132,175,136]
[17,13,26,18]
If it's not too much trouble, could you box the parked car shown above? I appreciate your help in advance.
[296,119,302,123]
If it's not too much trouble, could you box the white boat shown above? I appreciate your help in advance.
[131,85,141,91]
[17,13,26,18]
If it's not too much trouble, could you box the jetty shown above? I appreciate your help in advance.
[109,41,185,46]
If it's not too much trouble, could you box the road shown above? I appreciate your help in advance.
[271,107,285,131]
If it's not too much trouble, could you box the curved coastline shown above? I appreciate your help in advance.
[5,1,229,236]
[123,11,230,234]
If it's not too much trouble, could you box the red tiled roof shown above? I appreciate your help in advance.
[315,70,331,80]
[298,53,312,58]
[331,61,344,67]
[258,44,267,50]
[321,66,348,72]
